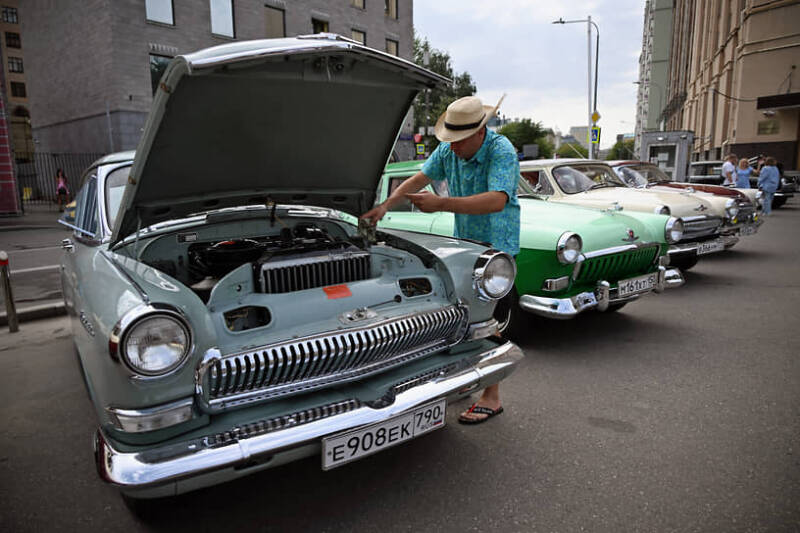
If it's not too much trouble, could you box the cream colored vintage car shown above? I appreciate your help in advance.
[518,159,734,270]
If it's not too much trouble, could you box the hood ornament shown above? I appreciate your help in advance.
[694,204,708,212]
[622,228,639,242]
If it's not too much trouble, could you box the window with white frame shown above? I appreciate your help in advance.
[351,29,366,45]
[146,0,174,25]
[210,0,234,37]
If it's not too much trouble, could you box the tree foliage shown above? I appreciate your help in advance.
[412,34,477,150]
[497,119,554,159]
[556,143,588,159]
[605,138,636,160]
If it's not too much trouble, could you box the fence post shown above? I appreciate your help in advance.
[0,251,19,332]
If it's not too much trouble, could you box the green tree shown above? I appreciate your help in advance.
[497,119,554,158]
[556,143,588,159]
[605,138,636,160]
[412,33,477,151]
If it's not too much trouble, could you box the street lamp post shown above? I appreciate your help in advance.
[553,16,599,159]
[634,81,664,131]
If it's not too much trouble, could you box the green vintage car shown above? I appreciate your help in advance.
[373,160,685,321]
[59,36,524,501]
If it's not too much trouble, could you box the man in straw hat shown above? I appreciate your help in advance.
[362,95,520,424]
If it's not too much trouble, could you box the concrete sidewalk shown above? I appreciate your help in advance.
[0,203,67,327]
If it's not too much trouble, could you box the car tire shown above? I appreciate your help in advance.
[605,302,628,313]
[669,255,699,271]
[772,197,787,209]
[121,493,171,521]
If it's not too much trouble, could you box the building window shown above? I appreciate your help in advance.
[149,54,172,95]
[210,0,234,37]
[351,29,366,45]
[7,56,22,73]
[10,81,25,98]
[385,0,398,19]
[351,0,365,8]
[2,6,18,23]
[146,0,174,25]
[312,18,329,34]
[5,31,20,48]
[385,39,398,56]
[265,6,285,38]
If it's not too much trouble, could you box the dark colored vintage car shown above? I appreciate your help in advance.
[688,160,794,208]
[59,36,523,500]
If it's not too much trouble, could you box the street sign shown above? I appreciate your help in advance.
[415,143,425,155]
[591,127,601,144]
[591,111,601,123]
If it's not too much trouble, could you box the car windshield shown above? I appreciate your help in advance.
[616,164,671,187]
[105,165,131,229]
[552,164,626,194]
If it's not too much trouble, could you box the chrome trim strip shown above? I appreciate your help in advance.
[582,241,659,260]
[100,251,149,304]
[95,341,524,491]
[57,219,97,237]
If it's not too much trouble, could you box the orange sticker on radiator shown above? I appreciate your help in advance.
[323,284,352,299]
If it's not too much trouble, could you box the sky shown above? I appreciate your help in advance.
[413,0,646,149]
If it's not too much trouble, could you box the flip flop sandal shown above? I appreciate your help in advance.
[458,403,504,425]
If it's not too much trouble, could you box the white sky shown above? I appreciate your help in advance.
[414,0,645,148]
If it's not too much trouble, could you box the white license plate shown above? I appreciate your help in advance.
[739,225,757,236]
[322,399,446,470]
[617,272,657,298]
[697,240,724,255]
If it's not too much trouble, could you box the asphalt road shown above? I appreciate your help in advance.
[0,206,798,532]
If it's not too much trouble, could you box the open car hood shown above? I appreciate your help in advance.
[110,34,447,247]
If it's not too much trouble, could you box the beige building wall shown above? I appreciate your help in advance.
[665,0,800,169]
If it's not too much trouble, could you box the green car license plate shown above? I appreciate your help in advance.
[322,399,446,470]
[617,272,657,298]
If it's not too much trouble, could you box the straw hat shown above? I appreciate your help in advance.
[434,95,505,143]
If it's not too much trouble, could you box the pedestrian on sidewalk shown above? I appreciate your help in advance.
[735,157,756,189]
[362,95,520,425]
[55,169,69,212]
[757,157,780,215]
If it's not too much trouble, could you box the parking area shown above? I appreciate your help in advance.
[0,205,798,532]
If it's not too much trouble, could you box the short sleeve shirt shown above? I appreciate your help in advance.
[721,161,736,185]
[421,128,520,256]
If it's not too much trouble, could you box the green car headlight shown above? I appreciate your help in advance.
[665,217,684,243]
[473,251,516,301]
[121,314,191,376]
[556,232,583,264]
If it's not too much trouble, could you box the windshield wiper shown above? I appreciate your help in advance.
[588,182,611,190]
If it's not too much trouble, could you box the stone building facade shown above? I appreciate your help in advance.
[20,0,415,158]
[634,0,673,155]
[663,0,799,169]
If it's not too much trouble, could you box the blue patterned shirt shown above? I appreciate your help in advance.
[421,128,520,255]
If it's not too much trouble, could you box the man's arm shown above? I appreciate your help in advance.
[361,171,432,224]
[406,190,507,214]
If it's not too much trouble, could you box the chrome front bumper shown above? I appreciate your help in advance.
[518,266,684,320]
[668,234,739,257]
[95,340,524,497]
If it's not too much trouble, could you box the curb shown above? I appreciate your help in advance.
[0,225,64,232]
[0,301,67,326]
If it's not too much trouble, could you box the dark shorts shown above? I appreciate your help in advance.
[57,188,68,196]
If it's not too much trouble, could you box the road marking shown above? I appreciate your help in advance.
[10,265,60,275]
[6,246,62,254]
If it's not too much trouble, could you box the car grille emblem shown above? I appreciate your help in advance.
[622,228,639,242]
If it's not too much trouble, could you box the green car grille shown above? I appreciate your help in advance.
[575,245,660,284]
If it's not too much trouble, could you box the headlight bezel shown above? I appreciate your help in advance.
[472,250,517,301]
[725,198,740,219]
[665,217,684,243]
[556,231,583,265]
[654,205,671,215]
[110,304,194,378]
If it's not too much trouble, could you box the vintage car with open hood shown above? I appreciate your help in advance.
[361,160,684,325]
[58,36,523,500]
[518,159,733,270]
[608,160,762,241]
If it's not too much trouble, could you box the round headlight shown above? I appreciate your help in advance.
[122,314,191,376]
[473,251,516,301]
[556,232,583,265]
[725,198,739,219]
[755,190,764,208]
[665,217,683,243]
[654,205,671,215]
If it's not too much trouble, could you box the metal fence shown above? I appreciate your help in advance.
[15,152,103,205]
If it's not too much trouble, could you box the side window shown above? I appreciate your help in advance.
[387,177,413,212]
[521,171,553,195]
[105,165,131,230]
[74,176,99,239]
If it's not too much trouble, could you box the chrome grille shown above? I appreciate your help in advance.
[681,216,722,240]
[576,246,660,284]
[259,252,371,293]
[737,204,755,223]
[198,305,468,411]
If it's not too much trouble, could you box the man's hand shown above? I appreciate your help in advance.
[360,203,388,226]
[406,192,445,213]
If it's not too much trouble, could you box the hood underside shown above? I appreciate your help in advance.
[111,35,447,247]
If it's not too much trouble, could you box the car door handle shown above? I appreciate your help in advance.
[61,238,74,252]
